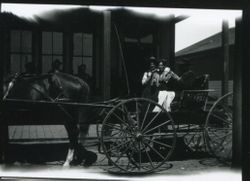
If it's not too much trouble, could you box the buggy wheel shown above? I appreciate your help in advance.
[100,98,176,174]
[204,92,233,163]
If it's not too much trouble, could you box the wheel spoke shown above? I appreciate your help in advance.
[140,103,151,131]
[211,113,231,125]
[142,143,155,169]
[143,119,171,134]
[112,111,134,132]
[138,141,142,170]
[136,100,139,123]
[144,137,173,149]
[142,111,162,133]
[221,105,232,119]
[113,142,133,165]
[105,139,131,154]
[208,132,231,142]
[144,142,165,160]
[103,123,126,132]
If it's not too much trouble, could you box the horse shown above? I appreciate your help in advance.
[2,72,97,167]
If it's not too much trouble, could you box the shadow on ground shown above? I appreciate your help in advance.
[3,137,211,165]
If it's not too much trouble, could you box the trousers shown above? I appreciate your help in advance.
[153,90,175,112]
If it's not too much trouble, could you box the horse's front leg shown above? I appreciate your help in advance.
[63,121,79,167]
[64,148,75,167]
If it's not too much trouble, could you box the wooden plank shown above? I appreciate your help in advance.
[37,126,45,139]
[43,125,53,139]
[22,126,30,139]
[13,126,23,140]
[8,126,16,139]
[103,10,111,100]
[29,126,37,139]
[222,20,230,96]
[56,125,68,138]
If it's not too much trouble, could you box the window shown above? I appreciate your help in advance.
[42,32,63,73]
[10,30,32,74]
[73,33,93,76]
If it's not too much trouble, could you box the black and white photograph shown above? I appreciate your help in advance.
[0,2,244,181]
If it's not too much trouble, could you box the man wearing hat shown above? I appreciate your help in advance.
[24,62,36,75]
[141,57,158,101]
[177,58,195,89]
[152,59,180,112]
[48,59,62,73]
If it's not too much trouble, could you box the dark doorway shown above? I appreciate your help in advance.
[123,42,154,97]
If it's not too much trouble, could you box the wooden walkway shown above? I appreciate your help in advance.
[8,125,98,143]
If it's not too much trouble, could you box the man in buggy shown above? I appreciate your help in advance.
[142,58,180,112]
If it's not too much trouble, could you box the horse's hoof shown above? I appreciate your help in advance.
[63,162,70,168]
[84,151,97,167]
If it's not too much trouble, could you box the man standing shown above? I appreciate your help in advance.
[141,57,158,101]
[48,59,62,73]
[152,59,180,112]
[76,64,92,89]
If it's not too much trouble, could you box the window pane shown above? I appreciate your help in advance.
[42,55,53,73]
[140,34,153,43]
[73,33,83,56]
[42,32,52,54]
[21,55,32,73]
[22,31,32,53]
[10,54,21,74]
[10,30,21,52]
[53,32,63,54]
[73,57,83,75]
[83,34,93,56]
[83,57,93,76]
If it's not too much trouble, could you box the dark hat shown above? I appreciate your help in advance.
[52,59,62,67]
[78,64,86,69]
[157,58,167,66]
[148,56,156,61]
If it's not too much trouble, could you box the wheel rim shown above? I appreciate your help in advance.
[204,92,233,162]
[100,98,176,173]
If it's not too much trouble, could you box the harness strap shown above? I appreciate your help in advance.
[3,73,20,100]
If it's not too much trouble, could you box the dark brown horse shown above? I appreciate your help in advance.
[3,72,97,166]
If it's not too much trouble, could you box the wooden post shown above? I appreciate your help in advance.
[169,16,176,70]
[63,31,73,74]
[0,3,4,162]
[32,30,42,73]
[102,10,111,100]
[232,17,242,169]
[242,7,250,180]
[222,20,230,96]
[158,15,175,70]
[0,13,9,162]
